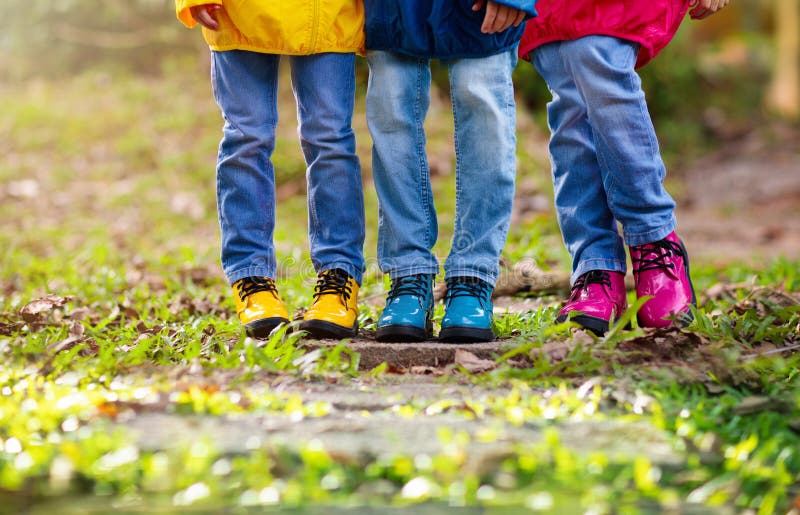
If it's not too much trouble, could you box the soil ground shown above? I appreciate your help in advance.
[680,125,800,264]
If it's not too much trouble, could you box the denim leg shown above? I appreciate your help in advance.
[565,36,676,247]
[532,44,627,284]
[366,50,439,279]
[291,53,366,284]
[211,50,281,285]
[443,49,518,287]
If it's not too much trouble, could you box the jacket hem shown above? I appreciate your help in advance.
[366,42,520,61]
[207,43,363,57]
[519,30,657,68]
[521,28,681,68]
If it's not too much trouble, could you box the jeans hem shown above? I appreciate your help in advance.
[227,267,276,286]
[624,218,676,247]
[572,259,627,285]
[444,270,498,288]
[386,265,440,281]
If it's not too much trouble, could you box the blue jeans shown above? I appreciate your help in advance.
[366,49,518,286]
[531,36,677,284]
[211,50,365,285]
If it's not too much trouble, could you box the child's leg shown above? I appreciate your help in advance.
[211,50,281,284]
[433,49,518,343]
[290,53,365,284]
[212,50,290,338]
[564,35,677,247]
[531,42,627,285]
[444,49,518,286]
[564,36,693,328]
[366,50,439,279]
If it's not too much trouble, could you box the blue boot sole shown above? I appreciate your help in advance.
[438,326,494,343]
[376,321,433,343]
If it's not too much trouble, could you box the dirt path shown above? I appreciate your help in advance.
[679,127,800,264]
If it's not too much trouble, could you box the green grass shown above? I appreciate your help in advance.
[1,67,799,513]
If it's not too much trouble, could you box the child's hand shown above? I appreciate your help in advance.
[689,0,730,19]
[472,0,527,34]
[190,4,222,30]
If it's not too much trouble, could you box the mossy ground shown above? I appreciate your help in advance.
[1,65,798,513]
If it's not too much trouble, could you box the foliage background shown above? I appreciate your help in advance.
[1,1,799,512]
[1,0,781,157]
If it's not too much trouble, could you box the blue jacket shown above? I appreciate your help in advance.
[365,0,538,59]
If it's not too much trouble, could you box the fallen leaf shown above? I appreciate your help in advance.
[454,350,496,374]
[701,282,750,304]
[731,285,800,318]
[178,266,220,286]
[705,383,724,394]
[68,307,92,320]
[0,321,21,336]
[67,320,85,338]
[47,335,98,356]
[409,366,445,375]
[19,294,71,324]
[118,304,140,320]
[536,341,576,361]
[385,363,408,375]
[95,402,120,418]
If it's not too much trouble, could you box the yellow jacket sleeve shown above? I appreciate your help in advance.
[175,0,223,28]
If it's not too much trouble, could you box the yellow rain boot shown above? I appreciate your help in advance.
[232,277,290,338]
[300,269,359,339]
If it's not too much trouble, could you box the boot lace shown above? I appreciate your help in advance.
[445,277,492,307]
[238,277,278,301]
[386,274,432,302]
[570,270,611,299]
[632,239,684,275]
[313,269,352,302]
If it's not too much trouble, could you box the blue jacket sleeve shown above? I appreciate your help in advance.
[492,0,537,17]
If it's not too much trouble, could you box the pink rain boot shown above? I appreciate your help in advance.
[556,270,627,336]
[630,231,696,328]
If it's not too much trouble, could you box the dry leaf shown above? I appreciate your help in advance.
[68,320,85,338]
[0,321,21,336]
[454,350,496,374]
[409,366,445,375]
[384,363,408,375]
[19,294,71,324]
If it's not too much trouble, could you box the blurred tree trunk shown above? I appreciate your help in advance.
[767,0,800,118]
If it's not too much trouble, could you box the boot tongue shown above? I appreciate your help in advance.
[584,270,609,284]
[325,268,349,283]
[447,277,490,304]
[315,269,352,299]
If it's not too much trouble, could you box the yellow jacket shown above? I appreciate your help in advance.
[175,0,365,55]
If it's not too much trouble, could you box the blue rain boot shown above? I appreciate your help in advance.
[439,276,494,343]
[375,274,435,342]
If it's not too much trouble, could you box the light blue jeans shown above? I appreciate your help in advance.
[366,49,518,286]
[211,50,365,285]
[531,36,677,284]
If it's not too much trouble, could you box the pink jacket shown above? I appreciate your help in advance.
[519,0,690,68]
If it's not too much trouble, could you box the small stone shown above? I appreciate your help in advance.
[733,396,773,415]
